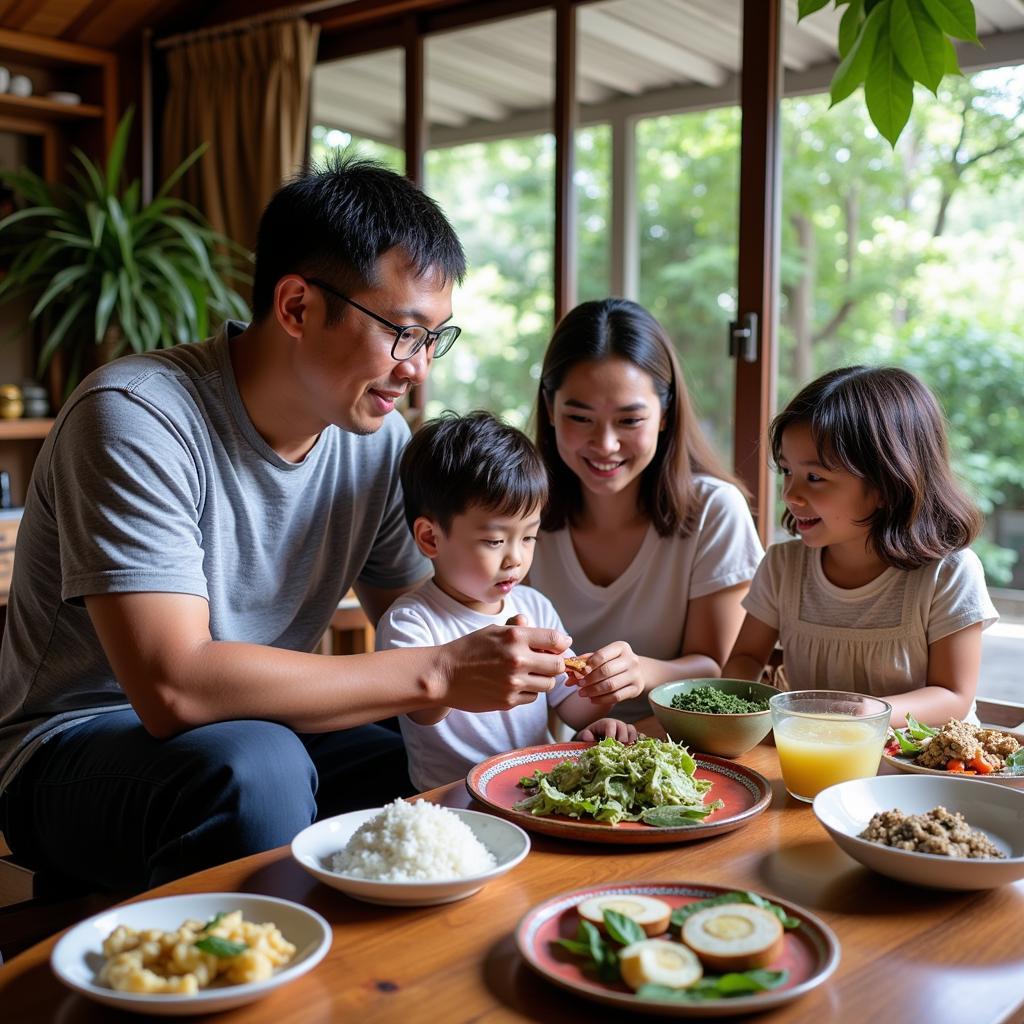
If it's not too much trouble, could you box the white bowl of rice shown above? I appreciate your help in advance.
[290,800,531,906]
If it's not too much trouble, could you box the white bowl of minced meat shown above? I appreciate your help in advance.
[813,774,1024,890]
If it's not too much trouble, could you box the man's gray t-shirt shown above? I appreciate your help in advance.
[0,322,428,792]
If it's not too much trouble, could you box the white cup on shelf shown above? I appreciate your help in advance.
[9,74,32,97]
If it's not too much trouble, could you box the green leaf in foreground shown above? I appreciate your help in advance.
[889,726,923,756]
[905,713,939,740]
[603,909,646,947]
[670,891,801,932]
[638,969,789,1002]
[641,802,724,827]
[195,935,248,958]
[865,26,915,147]
[1005,750,1024,775]
[918,0,979,42]
[202,912,228,932]
[890,0,947,93]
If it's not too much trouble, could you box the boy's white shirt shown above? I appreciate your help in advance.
[375,578,576,791]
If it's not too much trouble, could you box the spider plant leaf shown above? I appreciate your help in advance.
[95,271,118,342]
[85,203,107,249]
[106,195,137,276]
[43,229,95,250]
[71,147,106,201]
[0,206,67,232]
[104,107,134,196]
[123,179,140,218]
[154,142,209,202]
[29,264,92,320]
[117,267,138,342]
[139,248,197,325]
[37,291,90,373]
[136,289,163,350]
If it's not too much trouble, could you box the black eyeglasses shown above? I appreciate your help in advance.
[307,277,461,360]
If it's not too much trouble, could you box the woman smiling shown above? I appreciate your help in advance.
[529,298,764,722]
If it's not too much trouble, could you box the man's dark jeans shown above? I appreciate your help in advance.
[0,709,413,891]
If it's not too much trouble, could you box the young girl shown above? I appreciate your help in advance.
[723,365,998,727]
[529,298,764,722]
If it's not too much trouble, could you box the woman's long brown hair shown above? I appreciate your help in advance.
[535,298,743,537]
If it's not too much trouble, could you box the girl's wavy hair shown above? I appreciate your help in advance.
[535,297,743,537]
[770,365,982,569]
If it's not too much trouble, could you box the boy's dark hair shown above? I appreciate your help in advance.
[535,297,744,537]
[770,365,982,570]
[400,411,549,533]
[251,152,466,322]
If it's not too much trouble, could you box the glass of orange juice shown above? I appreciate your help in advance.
[769,691,892,802]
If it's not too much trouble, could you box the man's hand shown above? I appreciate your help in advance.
[574,718,638,744]
[572,641,646,704]
[440,622,571,713]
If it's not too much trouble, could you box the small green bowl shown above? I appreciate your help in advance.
[648,679,782,758]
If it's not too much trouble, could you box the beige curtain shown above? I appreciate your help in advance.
[161,18,320,252]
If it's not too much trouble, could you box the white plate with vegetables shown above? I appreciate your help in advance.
[466,739,771,845]
[50,893,331,1016]
[882,714,1024,786]
[514,882,840,1016]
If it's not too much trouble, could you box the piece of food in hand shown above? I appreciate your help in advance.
[619,939,703,991]
[563,655,590,675]
[576,894,672,937]
[680,903,783,972]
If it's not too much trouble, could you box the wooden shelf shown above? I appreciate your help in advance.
[0,93,102,121]
[0,418,54,440]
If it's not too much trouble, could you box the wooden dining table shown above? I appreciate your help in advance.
[2,737,1024,1023]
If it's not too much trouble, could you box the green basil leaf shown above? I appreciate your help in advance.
[603,909,647,946]
[670,891,800,931]
[554,937,593,957]
[194,935,248,958]
[637,969,789,1002]
[202,912,228,933]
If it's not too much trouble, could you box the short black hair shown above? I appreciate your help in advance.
[251,152,466,322]
[400,411,549,533]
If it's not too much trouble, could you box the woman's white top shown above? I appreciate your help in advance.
[530,475,764,722]
[743,540,998,697]
[375,579,574,791]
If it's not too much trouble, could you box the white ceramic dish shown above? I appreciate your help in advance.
[50,892,331,1016]
[291,805,530,906]
[813,774,1024,890]
[882,724,1024,787]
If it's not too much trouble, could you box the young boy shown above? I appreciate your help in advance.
[376,411,637,791]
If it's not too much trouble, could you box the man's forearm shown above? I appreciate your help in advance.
[144,642,447,737]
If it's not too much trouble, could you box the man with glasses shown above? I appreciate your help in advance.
[0,156,572,892]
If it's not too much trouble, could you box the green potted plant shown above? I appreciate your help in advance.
[0,107,250,396]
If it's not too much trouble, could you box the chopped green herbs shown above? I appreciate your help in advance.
[194,935,248,958]
[515,737,723,825]
[670,891,801,932]
[670,686,769,714]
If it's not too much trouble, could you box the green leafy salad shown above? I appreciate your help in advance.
[514,737,723,826]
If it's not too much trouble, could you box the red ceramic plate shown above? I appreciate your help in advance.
[515,881,840,1017]
[465,742,771,844]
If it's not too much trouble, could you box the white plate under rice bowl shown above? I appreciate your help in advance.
[290,802,530,906]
